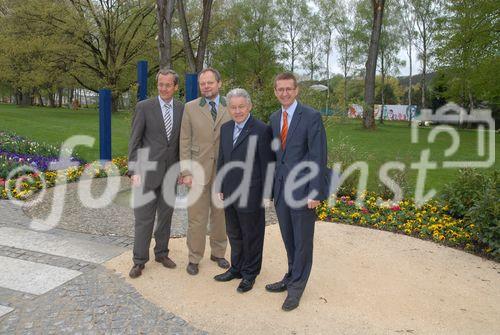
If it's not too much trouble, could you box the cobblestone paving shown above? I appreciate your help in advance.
[0,267,207,335]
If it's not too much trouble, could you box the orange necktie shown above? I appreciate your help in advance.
[281,110,288,149]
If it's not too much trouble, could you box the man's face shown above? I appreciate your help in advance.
[199,71,222,100]
[274,79,298,109]
[157,73,178,101]
[228,96,251,124]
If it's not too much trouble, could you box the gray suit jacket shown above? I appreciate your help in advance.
[128,97,184,190]
[269,101,328,207]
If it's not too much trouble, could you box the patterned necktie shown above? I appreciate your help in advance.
[281,110,288,149]
[209,101,217,121]
[164,103,172,140]
[233,124,242,146]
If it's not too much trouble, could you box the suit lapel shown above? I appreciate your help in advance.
[171,99,182,141]
[214,96,227,128]
[232,115,254,151]
[199,97,215,124]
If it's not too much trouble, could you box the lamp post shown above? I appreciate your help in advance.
[310,84,329,115]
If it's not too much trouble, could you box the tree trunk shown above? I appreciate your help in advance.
[421,22,427,108]
[48,92,56,107]
[408,41,412,126]
[177,0,197,72]
[111,90,120,114]
[57,88,63,107]
[69,88,74,108]
[363,0,385,130]
[379,50,385,124]
[156,0,175,69]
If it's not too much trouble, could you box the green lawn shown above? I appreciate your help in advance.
[1,103,498,194]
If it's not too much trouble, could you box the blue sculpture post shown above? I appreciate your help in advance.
[137,60,148,101]
[99,89,112,161]
[185,73,198,103]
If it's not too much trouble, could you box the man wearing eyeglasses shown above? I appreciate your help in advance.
[266,72,328,311]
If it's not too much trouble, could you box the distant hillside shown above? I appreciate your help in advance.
[397,72,436,87]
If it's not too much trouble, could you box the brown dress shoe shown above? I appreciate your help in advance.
[129,264,145,278]
[155,256,176,269]
[210,255,230,269]
[186,262,199,275]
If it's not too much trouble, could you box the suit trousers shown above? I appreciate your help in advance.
[133,186,174,265]
[186,181,227,263]
[225,205,265,281]
[275,195,316,299]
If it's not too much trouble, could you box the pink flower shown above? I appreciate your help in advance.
[348,200,355,206]
[361,207,369,214]
[390,205,401,211]
[0,178,4,187]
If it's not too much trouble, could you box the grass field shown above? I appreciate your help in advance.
[1,103,498,194]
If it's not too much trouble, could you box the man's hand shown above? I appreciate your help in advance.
[177,174,184,185]
[183,175,192,187]
[218,193,224,201]
[130,175,141,187]
[307,199,320,209]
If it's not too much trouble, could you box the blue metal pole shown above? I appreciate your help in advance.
[137,60,148,101]
[99,89,112,161]
[185,73,198,103]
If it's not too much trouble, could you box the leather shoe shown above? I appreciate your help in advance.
[186,262,199,275]
[265,280,287,292]
[129,264,145,278]
[214,270,242,282]
[210,255,230,269]
[282,295,300,311]
[237,279,255,293]
[155,256,176,269]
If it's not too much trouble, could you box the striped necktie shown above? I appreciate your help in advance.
[209,101,217,121]
[163,103,172,140]
[281,110,288,149]
[233,124,242,146]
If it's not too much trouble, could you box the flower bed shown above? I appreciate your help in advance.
[316,191,496,261]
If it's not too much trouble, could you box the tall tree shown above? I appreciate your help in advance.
[411,0,442,108]
[399,0,417,114]
[177,0,214,72]
[299,9,322,80]
[276,0,308,72]
[363,0,386,129]
[156,0,176,68]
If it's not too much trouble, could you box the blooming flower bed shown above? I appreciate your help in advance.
[316,191,495,260]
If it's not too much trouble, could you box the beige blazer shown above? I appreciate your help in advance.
[180,96,232,185]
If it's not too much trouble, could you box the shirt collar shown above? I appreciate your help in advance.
[282,100,298,119]
[158,96,173,107]
[207,95,220,108]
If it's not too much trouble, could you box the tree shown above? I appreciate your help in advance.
[299,9,322,80]
[335,0,361,112]
[398,0,417,114]
[276,0,308,72]
[177,0,214,73]
[411,0,442,108]
[434,0,499,110]
[363,0,386,129]
[156,0,176,69]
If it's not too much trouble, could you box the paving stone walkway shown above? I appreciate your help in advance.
[0,199,207,334]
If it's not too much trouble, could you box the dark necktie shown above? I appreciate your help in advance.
[209,101,217,121]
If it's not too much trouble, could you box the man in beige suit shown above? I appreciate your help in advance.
[180,68,232,275]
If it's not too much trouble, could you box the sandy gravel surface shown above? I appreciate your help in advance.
[106,222,500,335]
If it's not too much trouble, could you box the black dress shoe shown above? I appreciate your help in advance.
[210,255,230,269]
[129,264,145,278]
[282,295,300,311]
[155,256,176,269]
[237,279,255,293]
[265,280,287,292]
[214,270,242,282]
[186,262,199,275]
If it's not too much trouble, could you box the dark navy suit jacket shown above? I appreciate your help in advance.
[217,114,275,212]
[269,101,328,207]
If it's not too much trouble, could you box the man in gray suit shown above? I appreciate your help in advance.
[128,69,184,278]
[266,72,328,311]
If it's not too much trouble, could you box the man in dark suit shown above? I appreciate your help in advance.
[214,88,274,293]
[266,72,328,311]
[127,69,184,278]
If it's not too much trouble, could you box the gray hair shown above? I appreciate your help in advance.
[156,68,179,85]
[226,88,252,105]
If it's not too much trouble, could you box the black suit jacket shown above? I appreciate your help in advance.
[217,114,275,212]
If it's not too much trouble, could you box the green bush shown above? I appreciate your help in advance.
[466,171,499,259]
[440,169,491,218]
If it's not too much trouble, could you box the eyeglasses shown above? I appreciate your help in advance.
[275,87,296,94]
